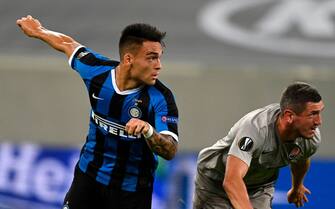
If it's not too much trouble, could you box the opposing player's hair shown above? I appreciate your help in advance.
[280,82,322,114]
[119,23,166,60]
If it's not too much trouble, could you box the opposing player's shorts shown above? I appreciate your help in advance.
[193,170,274,209]
[63,166,153,209]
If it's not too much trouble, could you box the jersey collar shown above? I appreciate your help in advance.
[111,69,144,95]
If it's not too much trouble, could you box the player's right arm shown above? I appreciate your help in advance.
[223,155,253,209]
[16,15,80,58]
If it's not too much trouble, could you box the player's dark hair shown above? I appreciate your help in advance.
[280,82,322,114]
[119,23,166,59]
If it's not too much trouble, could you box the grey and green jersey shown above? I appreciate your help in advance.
[197,103,321,188]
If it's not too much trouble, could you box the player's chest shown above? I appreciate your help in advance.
[257,143,305,168]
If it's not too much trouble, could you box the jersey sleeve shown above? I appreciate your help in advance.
[150,84,179,141]
[68,46,119,79]
[228,119,264,167]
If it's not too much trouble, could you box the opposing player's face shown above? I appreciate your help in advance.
[131,41,163,85]
[293,101,324,139]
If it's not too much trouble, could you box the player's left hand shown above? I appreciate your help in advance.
[287,185,311,208]
[125,118,151,137]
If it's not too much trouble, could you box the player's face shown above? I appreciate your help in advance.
[292,101,324,139]
[131,41,163,85]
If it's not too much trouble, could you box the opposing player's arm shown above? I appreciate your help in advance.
[290,158,310,189]
[223,155,253,209]
[287,159,311,207]
[125,118,177,160]
[16,15,80,58]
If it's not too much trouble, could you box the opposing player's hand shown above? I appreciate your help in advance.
[287,185,311,208]
[125,118,151,137]
[16,15,43,38]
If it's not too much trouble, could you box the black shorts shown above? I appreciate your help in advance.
[63,166,153,209]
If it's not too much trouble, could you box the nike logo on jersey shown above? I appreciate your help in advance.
[92,93,104,100]
[261,150,272,154]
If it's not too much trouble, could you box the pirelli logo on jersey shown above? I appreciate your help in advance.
[91,111,141,139]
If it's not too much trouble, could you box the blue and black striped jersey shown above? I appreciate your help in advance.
[69,46,179,192]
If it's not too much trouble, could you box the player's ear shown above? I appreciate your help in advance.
[123,53,134,65]
[283,109,294,123]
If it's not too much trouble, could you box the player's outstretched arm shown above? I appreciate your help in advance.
[16,15,80,58]
[125,118,178,160]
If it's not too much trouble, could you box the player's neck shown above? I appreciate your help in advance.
[115,65,142,91]
[276,116,297,143]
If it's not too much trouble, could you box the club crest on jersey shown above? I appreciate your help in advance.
[238,137,254,152]
[288,146,301,160]
[129,106,142,118]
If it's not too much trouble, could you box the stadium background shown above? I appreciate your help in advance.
[1,0,334,208]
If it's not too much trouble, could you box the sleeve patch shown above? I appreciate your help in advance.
[161,116,178,124]
[238,137,254,152]
[77,51,90,59]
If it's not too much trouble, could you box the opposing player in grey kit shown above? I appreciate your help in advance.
[193,82,324,209]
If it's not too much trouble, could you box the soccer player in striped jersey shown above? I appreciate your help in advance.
[17,15,179,209]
